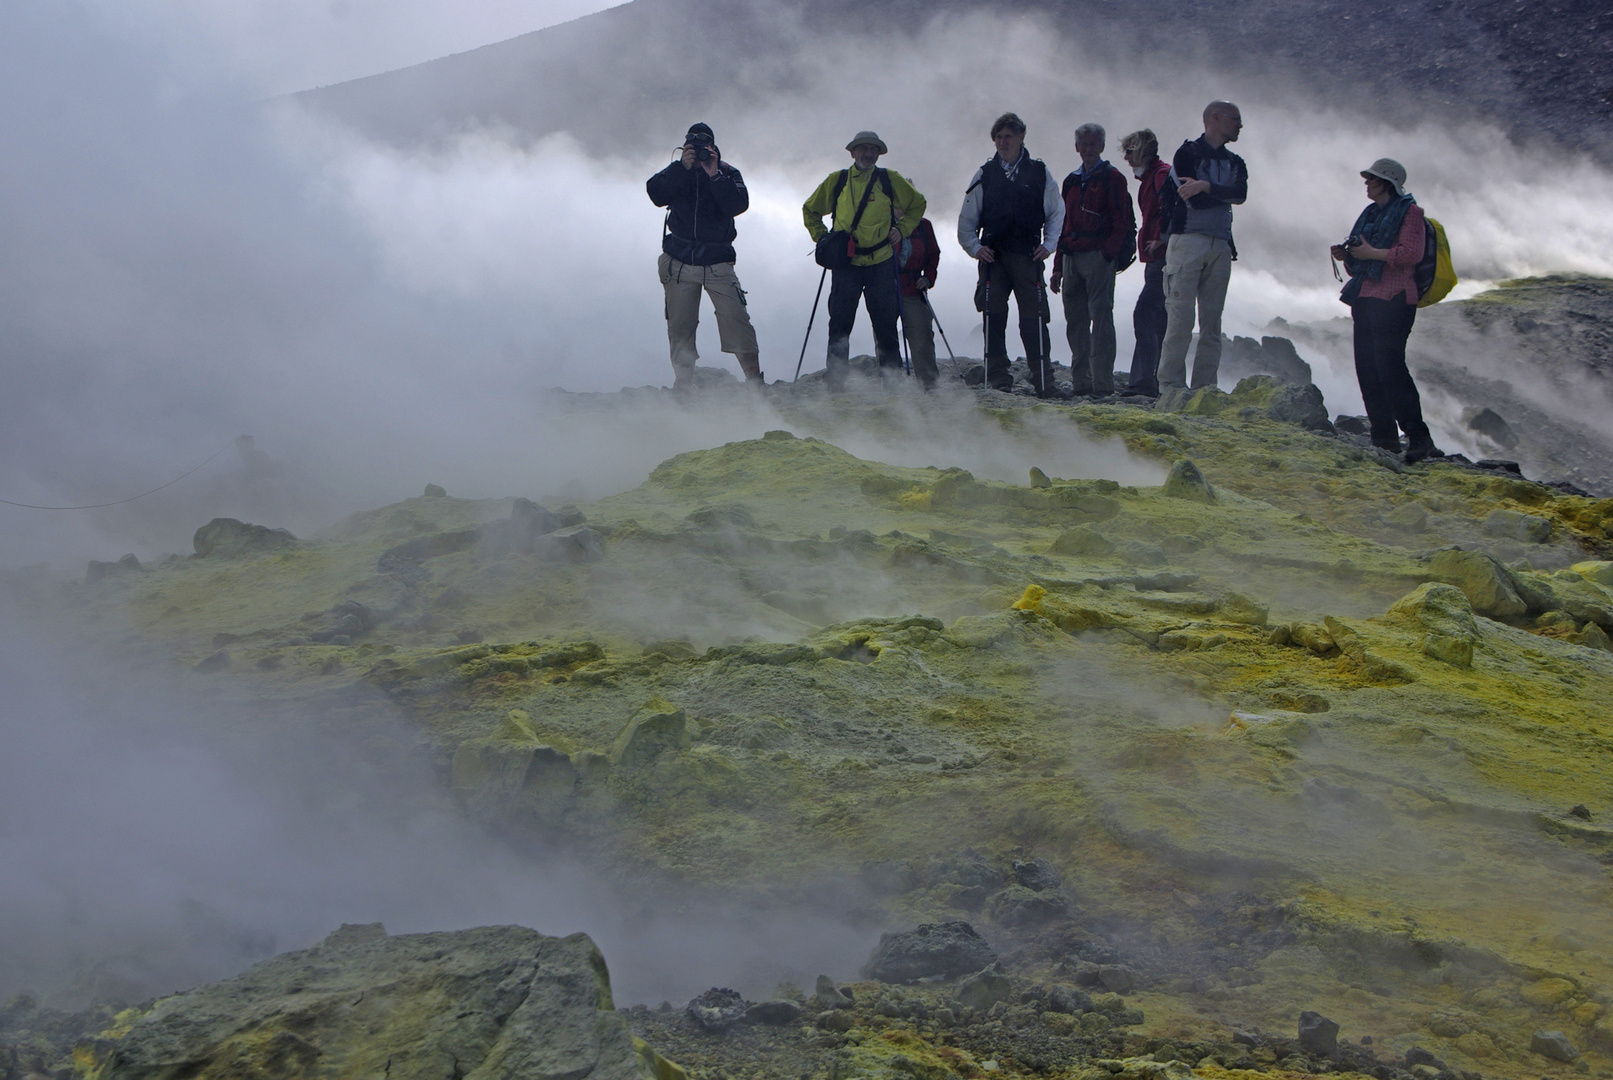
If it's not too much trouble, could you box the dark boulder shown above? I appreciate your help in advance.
[861,921,996,983]
[310,600,378,643]
[1467,407,1520,450]
[1297,1010,1339,1058]
[743,999,801,1025]
[193,518,297,558]
[80,924,678,1080]
[686,987,749,1032]
[86,553,143,582]
[1531,1029,1580,1062]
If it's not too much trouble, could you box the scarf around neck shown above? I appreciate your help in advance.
[1347,192,1417,282]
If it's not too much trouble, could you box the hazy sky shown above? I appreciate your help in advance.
[106,0,626,94]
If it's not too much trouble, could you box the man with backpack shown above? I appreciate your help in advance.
[1158,101,1247,395]
[957,113,1064,396]
[646,122,762,392]
[1120,128,1172,398]
[1051,122,1135,398]
[896,217,942,390]
[802,131,927,390]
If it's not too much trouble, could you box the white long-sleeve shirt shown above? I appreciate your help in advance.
[956,152,1065,257]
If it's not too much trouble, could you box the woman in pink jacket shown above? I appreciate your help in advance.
[1332,158,1439,463]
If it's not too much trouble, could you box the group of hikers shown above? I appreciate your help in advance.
[647,101,1444,464]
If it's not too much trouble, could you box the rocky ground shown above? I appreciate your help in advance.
[6,279,1613,1080]
[1280,275,1613,498]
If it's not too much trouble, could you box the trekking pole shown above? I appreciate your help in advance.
[1039,269,1054,394]
[793,265,829,382]
[895,256,912,376]
[981,271,990,386]
[922,292,965,380]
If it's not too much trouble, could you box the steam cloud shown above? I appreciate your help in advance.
[2,0,1610,1013]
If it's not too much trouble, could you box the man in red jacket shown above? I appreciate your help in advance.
[1051,123,1134,397]
[1121,128,1172,398]
[896,217,942,389]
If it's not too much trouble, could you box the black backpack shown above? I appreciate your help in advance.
[815,168,896,270]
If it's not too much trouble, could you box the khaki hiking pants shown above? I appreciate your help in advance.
[1060,249,1117,395]
[1157,233,1232,391]
[901,293,939,388]
[659,254,759,385]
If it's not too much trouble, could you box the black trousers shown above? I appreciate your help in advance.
[827,261,902,385]
[1351,295,1430,445]
[1126,261,1166,396]
[981,250,1048,390]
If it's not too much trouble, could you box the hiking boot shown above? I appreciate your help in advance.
[1402,436,1441,464]
[745,371,766,389]
[1371,435,1403,454]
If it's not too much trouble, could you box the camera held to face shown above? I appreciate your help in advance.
[688,131,715,163]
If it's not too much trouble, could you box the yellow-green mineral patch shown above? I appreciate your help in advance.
[50,375,1613,1080]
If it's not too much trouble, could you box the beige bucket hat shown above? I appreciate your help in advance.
[1361,158,1407,196]
[845,130,888,154]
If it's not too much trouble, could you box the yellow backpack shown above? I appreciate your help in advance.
[1416,216,1457,308]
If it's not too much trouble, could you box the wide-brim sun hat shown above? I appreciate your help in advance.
[1361,158,1407,196]
[846,130,888,154]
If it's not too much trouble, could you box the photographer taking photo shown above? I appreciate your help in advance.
[647,123,763,392]
[1332,158,1439,463]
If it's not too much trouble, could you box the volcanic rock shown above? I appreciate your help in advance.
[1426,548,1527,619]
[953,962,1014,1011]
[1482,507,1552,543]
[1384,502,1429,532]
[611,698,689,767]
[686,987,749,1031]
[192,518,297,558]
[1388,583,1479,667]
[310,599,377,643]
[535,525,605,563]
[814,975,854,1010]
[1466,407,1520,450]
[986,884,1068,927]
[1010,857,1059,891]
[862,921,996,983]
[743,999,801,1025]
[423,483,448,497]
[80,924,680,1080]
[1046,985,1092,1015]
[1162,459,1215,504]
[1531,1029,1580,1061]
[1051,525,1116,556]
[1297,1010,1339,1057]
[85,553,143,582]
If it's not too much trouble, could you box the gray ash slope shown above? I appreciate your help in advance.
[294,0,1612,158]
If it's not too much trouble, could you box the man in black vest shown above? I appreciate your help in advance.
[646,122,761,392]
[957,113,1065,395]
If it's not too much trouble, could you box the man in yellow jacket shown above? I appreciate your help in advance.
[802,131,927,390]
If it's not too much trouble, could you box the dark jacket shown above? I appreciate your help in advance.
[1056,159,1132,261]
[897,218,940,299]
[647,160,749,265]
[1166,136,1247,247]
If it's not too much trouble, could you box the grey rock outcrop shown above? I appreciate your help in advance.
[861,921,996,983]
[192,518,298,558]
[1162,460,1216,504]
[81,924,680,1080]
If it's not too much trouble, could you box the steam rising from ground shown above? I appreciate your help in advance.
[0,616,873,1007]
